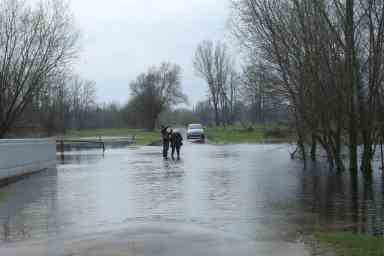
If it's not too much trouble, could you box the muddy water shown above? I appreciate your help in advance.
[0,143,383,244]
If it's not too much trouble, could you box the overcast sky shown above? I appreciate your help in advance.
[70,0,231,107]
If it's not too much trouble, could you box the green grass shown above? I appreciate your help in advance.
[315,232,384,256]
[205,124,291,144]
[65,128,160,146]
[134,131,161,145]
[0,191,6,201]
[206,126,264,144]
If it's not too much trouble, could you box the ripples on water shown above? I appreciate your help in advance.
[0,143,383,244]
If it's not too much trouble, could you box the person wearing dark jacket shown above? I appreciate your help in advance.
[161,126,171,159]
[170,129,183,160]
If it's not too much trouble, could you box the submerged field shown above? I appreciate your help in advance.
[1,128,383,256]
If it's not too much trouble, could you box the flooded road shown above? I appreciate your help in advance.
[0,143,383,246]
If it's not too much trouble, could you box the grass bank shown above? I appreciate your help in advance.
[315,231,384,256]
[64,124,292,145]
[205,124,292,144]
[65,128,160,146]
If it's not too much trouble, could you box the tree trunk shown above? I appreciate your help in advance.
[335,124,345,172]
[0,122,10,139]
[320,137,335,170]
[361,130,373,174]
[346,0,358,173]
[310,133,317,161]
[214,104,220,127]
[298,137,307,168]
[149,118,157,132]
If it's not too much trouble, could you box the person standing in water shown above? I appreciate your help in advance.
[161,125,171,160]
[170,129,183,160]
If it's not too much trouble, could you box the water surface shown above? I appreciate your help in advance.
[0,143,383,244]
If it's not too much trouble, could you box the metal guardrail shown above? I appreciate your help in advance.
[56,136,137,153]
[56,139,105,153]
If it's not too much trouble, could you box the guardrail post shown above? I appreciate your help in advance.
[60,139,64,154]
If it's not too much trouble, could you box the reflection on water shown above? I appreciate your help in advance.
[0,169,58,242]
[58,148,104,165]
[0,144,383,244]
[298,164,384,235]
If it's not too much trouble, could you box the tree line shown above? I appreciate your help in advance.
[0,0,189,137]
[192,40,288,128]
[231,0,384,174]
[0,0,289,142]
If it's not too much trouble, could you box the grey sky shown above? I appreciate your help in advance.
[71,0,231,107]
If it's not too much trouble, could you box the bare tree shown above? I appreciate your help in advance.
[0,0,79,138]
[127,62,187,130]
[227,70,240,124]
[193,40,233,126]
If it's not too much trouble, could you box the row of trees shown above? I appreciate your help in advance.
[29,75,97,134]
[192,40,288,127]
[0,0,131,137]
[231,0,384,173]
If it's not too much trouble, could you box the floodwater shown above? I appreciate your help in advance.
[0,143,383,245]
